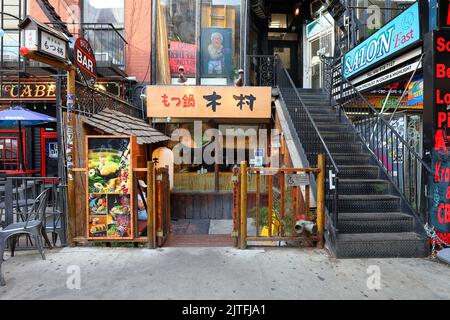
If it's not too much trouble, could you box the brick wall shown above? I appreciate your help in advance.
[124,1,152,83]
[28,0,152,82]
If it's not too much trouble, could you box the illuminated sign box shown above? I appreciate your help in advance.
[343,2,420,79]
[146,86,272,119]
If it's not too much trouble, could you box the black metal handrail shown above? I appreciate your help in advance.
[247,55,277,87]
[274,57,340,235]
[323,55,431,223]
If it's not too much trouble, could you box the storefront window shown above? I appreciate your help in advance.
[356,0,416,41]
[83,0,124,28]
[0,136,20,171]
[83,0,125,68]
[156,0,197,84]
[156,0,241,85]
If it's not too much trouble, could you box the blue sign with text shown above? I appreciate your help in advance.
[343,2,421,79]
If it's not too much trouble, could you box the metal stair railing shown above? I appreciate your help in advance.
[274,57,340,238]
[322,56,432,224]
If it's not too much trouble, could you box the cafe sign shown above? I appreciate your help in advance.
[0,82,56,101]
[146,86,272,119]
[343,2,420,79]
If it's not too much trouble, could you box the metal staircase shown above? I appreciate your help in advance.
[36,0,72,36]
[274,57,429,258]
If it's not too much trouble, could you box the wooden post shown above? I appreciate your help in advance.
[255,171,260,237]
[232,166,239,247]
[267,174,273,237]
[66,67,77,246]
[280,171,285,236]
[239,161,247,249]
[147,161,156,248]
[317,154,325,249]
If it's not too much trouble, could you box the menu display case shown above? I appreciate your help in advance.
[86,136,135,240]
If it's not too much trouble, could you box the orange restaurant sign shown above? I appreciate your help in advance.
[146,86,272,118]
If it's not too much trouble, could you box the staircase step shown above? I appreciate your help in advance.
[335,232,429,258]
[316,123,350,132]
[338,165,379,179]
[301,142,362,153]
[309,114,343,123]
[337,212,414,233]
[338,179,390,195]
[332,153,371,165]
[305,106,336,114]
[322,132,357,142]
[333,194,401,212]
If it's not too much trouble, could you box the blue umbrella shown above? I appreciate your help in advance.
[0,106,57,171]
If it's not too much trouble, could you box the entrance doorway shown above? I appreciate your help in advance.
[40,129,58,178]
[269,40,299,86]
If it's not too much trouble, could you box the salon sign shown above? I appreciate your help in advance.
[343,2,420,79]
[146,86,272,118]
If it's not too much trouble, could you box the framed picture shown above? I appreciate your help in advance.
[86,136,134,240]
[201,27,232,77]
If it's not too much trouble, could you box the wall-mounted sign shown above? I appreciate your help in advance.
[169,41,196,76]
[366,95,423,110]
[86,136,134,240]
[343,2,420,79]
[438,0,450,29]
[146,86,272,119]
[19,17,69,61]
[0,82,56,101]
[74,37,97,87]
[350,47,422,86]
[425,30,450,241]
[355,59,422,92]
[40,30,67,60]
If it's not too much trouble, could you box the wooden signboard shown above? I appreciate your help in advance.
[146,86,272,119]
[86,136,135,240]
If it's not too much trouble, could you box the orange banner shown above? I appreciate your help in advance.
[147,86,272,118]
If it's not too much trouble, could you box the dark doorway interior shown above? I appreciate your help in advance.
[269,40,299,86]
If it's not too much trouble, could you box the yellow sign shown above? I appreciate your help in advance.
[146,86,272,118]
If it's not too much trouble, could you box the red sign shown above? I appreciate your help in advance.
[169,41,196,76]
[74,38,97,86]
[439,0,450,29]
[428,31,450,240]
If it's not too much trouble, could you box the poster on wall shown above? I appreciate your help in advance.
[201,28,232,76]
[169,41,196,76]
[86,136,134,240]
[407,78,424,105]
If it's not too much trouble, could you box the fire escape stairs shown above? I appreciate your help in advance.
[279,88,429,258]
[36,0,73,37]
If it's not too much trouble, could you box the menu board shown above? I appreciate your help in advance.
[86,136,134,240]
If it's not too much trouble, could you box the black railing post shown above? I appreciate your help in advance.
[4,178,13,226]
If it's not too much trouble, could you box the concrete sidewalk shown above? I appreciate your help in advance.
[1,246,450,300]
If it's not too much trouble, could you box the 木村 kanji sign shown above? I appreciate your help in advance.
[146,86,272,118]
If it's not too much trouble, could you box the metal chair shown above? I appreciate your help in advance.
[0,188,51,286]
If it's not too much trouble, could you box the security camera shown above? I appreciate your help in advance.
[140,93,146,100]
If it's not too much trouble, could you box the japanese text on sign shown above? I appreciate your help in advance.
[147,86,271,119]
[40,31,66,59]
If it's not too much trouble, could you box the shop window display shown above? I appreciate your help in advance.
[156,0,241,85]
